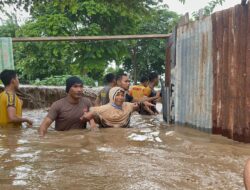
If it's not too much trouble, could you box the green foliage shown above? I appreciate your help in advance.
[192,0,225,19]
[123,8,179,82]
[0,0,180,84]
[33,75,95,86]
[0,16,19,37]
[10,0,152,81]
[14,13,75,80]
[179,0,185,3]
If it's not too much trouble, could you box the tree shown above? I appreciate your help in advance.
[0,16,19,37]
[192,0,225,19]
[13,14,75,80]
[123,9,179,83]
[0,0,180,83]
[9,0,162,81]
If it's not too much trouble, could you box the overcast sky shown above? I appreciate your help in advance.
[0,0,242,25]
[163,0,239,15]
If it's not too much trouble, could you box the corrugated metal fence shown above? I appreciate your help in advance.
[169,3,250,142]
[173,16,213,132]
[212,4,250,142]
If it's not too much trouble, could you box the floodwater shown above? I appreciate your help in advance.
[0,109,250,190]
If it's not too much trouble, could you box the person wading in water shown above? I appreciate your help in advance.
[39,76,94,136]
[95,73,116,106]
[81,87,138,128]
[0,69,33,128]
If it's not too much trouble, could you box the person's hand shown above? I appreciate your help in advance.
[39,127,46,137]
[148,109,155,115]
[90,123,99,132]
[89,119,99,132]
[80,112,89,121]
[25,118,33,127]
[132,103,139,110]
[143,101,155,107]
[80,113,87,122]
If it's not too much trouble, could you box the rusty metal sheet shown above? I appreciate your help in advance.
[171,2,250,142]
[233,5,247,141]
[163,27,177,123]
[245,2,250,142]
[174,16,213,132]
[221,9,230,138]
[211,3,250,142]
[227,6,238,140]
[212,11,222,134]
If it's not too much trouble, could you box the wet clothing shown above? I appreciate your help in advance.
[129,84,151,100]
[96,86,111,105]
[91,87,134,128]
[47,97,92,131]
[0,90,22,127]
[144,86,153,97]
[91,102,134,128]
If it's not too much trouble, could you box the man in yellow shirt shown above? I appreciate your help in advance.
[0,70,32,127]
[143,72,161,114]
[129,76,150,100]
[129,76,160,115]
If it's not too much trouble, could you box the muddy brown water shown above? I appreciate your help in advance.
[0,109,250,190]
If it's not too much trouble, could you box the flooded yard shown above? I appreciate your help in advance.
[0,109,249,190]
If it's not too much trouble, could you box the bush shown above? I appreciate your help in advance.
[32,75,95,86]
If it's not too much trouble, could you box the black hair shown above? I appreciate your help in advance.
[116,73,127,82]
[140,76,148,83]
[65,76,83,93]
[148,72,158,82]
[104,73,115,84]
[0,69,17,87]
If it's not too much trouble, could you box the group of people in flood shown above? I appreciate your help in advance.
[1,69,250,189]
[0,70,161,135]
[38,72,161,135]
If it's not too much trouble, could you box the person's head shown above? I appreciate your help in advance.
[104,73,116,87]
[140,76,149,87]
[109,87,125,106]
[0,69,19,90]
[116,73,130,91]
[149,72,159,86]
[66,76,83,100]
